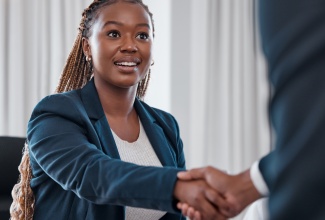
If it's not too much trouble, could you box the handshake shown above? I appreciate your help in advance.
[174,167,262,220]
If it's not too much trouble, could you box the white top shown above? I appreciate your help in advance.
[243,198,269,220]
[242,162,270,219]
[112,120,167,220]
[250,160,269,196]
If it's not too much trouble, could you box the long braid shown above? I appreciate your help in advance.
[137,70,151,98]
[10,1,154,219]
[56,0,107,93]
[10,143,34,220]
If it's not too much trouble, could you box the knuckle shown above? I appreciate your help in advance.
[228,201,242,216]
[206,166,213,173]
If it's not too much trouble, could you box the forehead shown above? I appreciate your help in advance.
[95,2,152,29]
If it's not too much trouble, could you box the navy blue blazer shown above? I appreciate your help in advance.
[258,0,325,219]
[27,79,186,219]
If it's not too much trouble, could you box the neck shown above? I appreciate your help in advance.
[94,77,137,118]
[93,77,140,142]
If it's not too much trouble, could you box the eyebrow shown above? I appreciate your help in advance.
[103,20,151,29]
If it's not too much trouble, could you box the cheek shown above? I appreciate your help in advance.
[146,43,153,59]
[142,44,153,65]
[90,35,115,60]
[92,44,117,69]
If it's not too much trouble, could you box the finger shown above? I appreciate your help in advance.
[185,180,220,219]
[177,168,207,180]
[181,203,190,217]
[187,207,196,219]
[195,197,219,220]
[177,171,192,180]
[200,204,218,220]
[193,211,202,220]
[177,202,183,210]
[204,188,239,218]
[204,188,231,215]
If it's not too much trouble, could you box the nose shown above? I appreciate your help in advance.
[120,36,138,53]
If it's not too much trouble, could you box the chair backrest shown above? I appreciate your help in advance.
[0,136,26,195]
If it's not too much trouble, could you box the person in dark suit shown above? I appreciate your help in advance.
[10,0,226,219]
[177,0,325,219]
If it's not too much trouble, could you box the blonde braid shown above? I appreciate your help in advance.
[55,1,103,93]
[9,4,96,220]
[10,143,34,220]
[55,33,90,93]
[137,71,151,100]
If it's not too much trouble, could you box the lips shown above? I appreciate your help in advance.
[114,57,140,66]
[115,61,138,67]
[114,57,141,73]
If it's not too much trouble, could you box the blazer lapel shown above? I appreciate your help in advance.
[80,79,120,159]
[134,99,177,167]
[79,79,176,167]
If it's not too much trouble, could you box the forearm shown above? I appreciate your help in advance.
[232,169,263,210]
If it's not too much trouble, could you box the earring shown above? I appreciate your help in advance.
[86,56,92,62]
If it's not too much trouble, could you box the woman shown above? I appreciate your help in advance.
[10,0,220,219]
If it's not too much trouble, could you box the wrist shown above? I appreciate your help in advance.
[236,169,262,206]
[173,180,184,202]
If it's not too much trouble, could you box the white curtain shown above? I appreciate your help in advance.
[169,1,271,219]
[1,0,270,219]
[0,0,90,136]
[170,0,271,173]
[0,0,270,217]
[0,0,271,181]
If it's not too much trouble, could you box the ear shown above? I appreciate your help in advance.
[82,37,92,58]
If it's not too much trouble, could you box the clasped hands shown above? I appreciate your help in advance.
[173,167,262,220]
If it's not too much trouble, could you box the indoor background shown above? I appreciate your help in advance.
[0,0,271,219]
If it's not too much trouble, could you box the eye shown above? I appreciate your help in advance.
[107,30,120,38]
[136,32,149,40]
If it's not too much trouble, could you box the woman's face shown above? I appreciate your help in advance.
[85,2,153,92]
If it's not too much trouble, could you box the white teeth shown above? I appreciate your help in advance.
[116,62,137,66]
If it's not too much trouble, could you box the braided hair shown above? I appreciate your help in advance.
[10,1,154,219]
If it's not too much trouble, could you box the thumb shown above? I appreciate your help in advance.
[177,167,206,180]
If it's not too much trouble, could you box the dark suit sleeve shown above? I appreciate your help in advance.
[258,0,325,219]
[28,94,182,213]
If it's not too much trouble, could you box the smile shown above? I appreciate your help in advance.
[114,61,138,67]
[114,61,139,73]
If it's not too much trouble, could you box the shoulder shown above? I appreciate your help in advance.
[27,89,90,142]
[30,89,83,120]
[37,89,81,106]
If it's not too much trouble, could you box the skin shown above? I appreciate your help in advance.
[174,179,229,220]
[82,1,153,142]
[177,167,263,220]
[80,2,228,218]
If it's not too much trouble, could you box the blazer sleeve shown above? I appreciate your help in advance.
[168,114,186,169]
[28,94,182,213]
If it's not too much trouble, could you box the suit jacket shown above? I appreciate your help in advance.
[258,0,325,219]
[27,79,186,220]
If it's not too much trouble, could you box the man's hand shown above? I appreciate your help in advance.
[173,179,228,220]
[177,167,262,219]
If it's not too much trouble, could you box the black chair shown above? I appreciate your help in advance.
[0,136,26,220]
